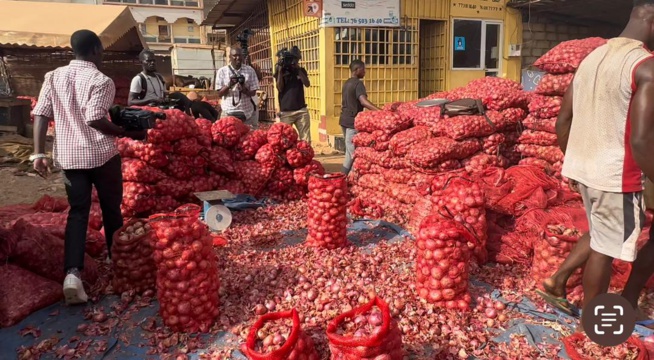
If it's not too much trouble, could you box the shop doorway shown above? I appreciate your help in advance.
[419,20,447,98]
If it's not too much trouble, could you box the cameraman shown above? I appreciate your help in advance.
[215,48,259,128]
[31,30,145,305]
[275,47,311,143]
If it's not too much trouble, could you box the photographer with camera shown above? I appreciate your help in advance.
[274,46,311,143]
[215,48,260,128]
[128,50,167,106]
[31,30,146,305]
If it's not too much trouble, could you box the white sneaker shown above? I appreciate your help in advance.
[63,274,88,305]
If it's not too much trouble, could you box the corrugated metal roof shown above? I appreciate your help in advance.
[201,0,261,27]
[508,0,629,28]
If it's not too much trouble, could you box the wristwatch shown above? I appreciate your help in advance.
[29,153,47,162]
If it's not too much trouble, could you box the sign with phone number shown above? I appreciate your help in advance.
[321,0,401,27]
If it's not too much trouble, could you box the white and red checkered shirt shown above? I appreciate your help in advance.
[33,60,118,170]
[215,64,259,119]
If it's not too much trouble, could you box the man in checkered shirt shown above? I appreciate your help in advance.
[215,47,260,128]
[31,30,146,305]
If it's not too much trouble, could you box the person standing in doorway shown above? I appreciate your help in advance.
[276,46,311,143]
[128,50,167,106]
[215,47,260,128]
[340,59,380,174]
[31,30,146,305]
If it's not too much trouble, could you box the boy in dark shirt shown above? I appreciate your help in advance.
[339,60,380,174]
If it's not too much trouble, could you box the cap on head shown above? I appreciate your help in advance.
[70,30,102,58]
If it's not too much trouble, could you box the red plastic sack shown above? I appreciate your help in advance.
[522,115,557,134]
[10,219,99,285]
[32,195,69,212]
[0,265,63,328]
[563,333,648,360]
[532,206,588,293]
[415,218,474,309]
[149,205,220,333]
[306,174,349,249]
[534,38,608,74]
[528,95,562,119]
[486,213,532,265]
[326,297,403,360]
[535,73,574,96]
[407,138,481,169]
[112,219,156,294]
[242,309,319,360]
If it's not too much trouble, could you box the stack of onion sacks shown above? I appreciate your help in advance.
[306,173,349,249]
[415,217,474,310]
[326,297,404,359]
[111,219,156,294]
[241,309,319,360]
[148,204,220,333]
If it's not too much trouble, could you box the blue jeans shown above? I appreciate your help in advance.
[342,126,357,174]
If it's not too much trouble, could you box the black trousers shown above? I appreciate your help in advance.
[63,155,123,271]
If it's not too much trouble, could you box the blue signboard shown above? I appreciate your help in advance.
[454,37,466,51]
[521,69,546,92]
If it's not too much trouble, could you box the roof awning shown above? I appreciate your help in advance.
[0,0,146,52]
[129,6,203,25]
[201,0,260,27]
[508,0,629,28]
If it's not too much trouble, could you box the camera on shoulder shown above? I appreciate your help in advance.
[276,45,301,71]
[109,106,166,131]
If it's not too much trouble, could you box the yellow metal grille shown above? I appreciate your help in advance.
[332,18,419,118]
[230,2,275,121]
[268,0,321,124]
[419,20,448,97]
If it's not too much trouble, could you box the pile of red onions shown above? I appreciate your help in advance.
[534,37,607,74]
[267,122,299,152]
[234,130,268,161]
[122,159,166,184]
[535,73,574,96]
[111,219,156,294]
[306,173,349,249]
[326,297,404,359]
[286,140,314,168]
[389,126,433,156]
[149,205,219,333]
[407,138,481,169]
[211,116,250,148]
[415,217,473,310]
[194,118,213,147]
[532,221,584,295]
[242,309,319,360]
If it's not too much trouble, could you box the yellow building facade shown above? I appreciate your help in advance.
[265,0,522,142]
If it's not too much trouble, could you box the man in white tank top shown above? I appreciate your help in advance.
[537,0,654,329]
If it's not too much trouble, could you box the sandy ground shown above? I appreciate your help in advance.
[0,155,345,207]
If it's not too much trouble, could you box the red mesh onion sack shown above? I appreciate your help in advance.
[195,118,213,147]
[293,160,325,186]
[204,146,236,175]
[122,182,158,217]
[354,148,410,170]
[407,137,481,169]
[532,206,588,293]
[563,333,648,360]
[306,174,349,249]
[112,219,156,294]
[146,108,199,143]
[535,73,574,96]
[173,137,205,157]
[522,115,557,134]
[354,110,411,135]
[234,130,268,161]
[528,95,562,119]
[415,218,474,310]
[242,309,319,360]
[32,195,69,212]
[235,160,274,196]
[326,297,403,360]
[437,111,505,140]
[0,265,63,328]
[612,212,653,289]
[122,159,167,184]
[405,106,443,128]
[267,122,299,152]
[516,144,564,164]
[212,116,250,148]
[534,38,607,74]
[518,130,558,146]
[10,219,99,286]
[256,144,285,170]
[286,140,315,168]
[149,205,220,333]
[389,126,433,156]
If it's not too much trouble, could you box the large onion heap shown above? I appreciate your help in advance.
[415,217,473,310]
[111,219,156,294]
[149,204,219,333]
[242,309,319,360]
[306,173,349,249]
[326,297,404,360]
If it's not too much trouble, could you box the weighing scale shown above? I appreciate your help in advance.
[194,190,236,232]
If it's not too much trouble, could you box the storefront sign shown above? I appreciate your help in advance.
[321,0,400,27]
[451,0,506,19]
[304,0,322,17]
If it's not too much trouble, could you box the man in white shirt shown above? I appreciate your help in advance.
[215,48,260,128]
[128,50,167,106]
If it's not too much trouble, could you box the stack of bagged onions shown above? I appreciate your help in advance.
[326,297,404,359]
[306,173,349,249]
[415,217,473,310]
[111,219,156,294]
[241,309,319,360]
[149,204,219,333]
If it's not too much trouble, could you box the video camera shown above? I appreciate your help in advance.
[109,106,166,131]
[235,29,254,63]
[276,46,301,71]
